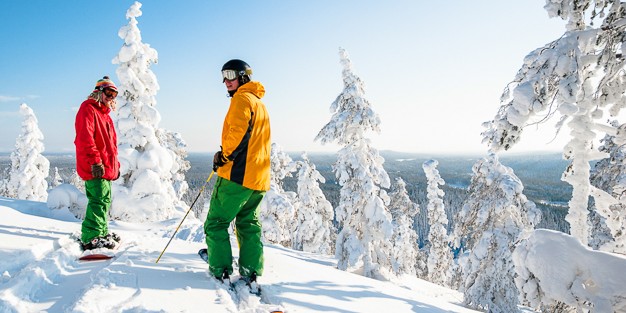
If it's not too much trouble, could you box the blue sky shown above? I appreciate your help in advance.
[0,1,566,154]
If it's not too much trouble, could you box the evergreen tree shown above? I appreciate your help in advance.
[50,167,63,188]
[589,120,626,254]
[260,143,297,247]
[111,1,189,221]
[388,177,421,276]
[0,166,9,197]
[68,169,85,194]
[453,154,541,313]
[157,128,190,202]
[423,160,453,287]
[46,183,88,219]
[315,47,393,278]
[482,0,626,246]
[6,103,49,201]
[293,152,335,254]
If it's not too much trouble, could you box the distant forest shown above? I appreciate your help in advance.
[2,151,571,248]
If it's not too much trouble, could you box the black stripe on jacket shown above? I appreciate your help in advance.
[229,112,253,185]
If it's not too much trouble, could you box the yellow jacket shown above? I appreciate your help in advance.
[217,81,271,191]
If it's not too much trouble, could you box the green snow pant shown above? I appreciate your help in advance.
[204,177,265,278]
[81,178,111,243]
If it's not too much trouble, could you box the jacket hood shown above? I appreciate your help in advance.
[236,81,265,99]
[86,98,112,114]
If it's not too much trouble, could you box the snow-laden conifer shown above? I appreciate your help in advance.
[68,169,85,193]
[589,121,626,254]
[513,229,626,313]
[157,128,190,202]
[293,152,335,254]
[482,1,626,246]
[111,1,189,222]
[46,183,88,219]
[50,167,63,188]
[260,143,297,247]
[423,160,454,287]
[0,167,9,197]
[387,177,422,277]
[6,103,49,201]
[453,153,541,313]
[315,48,393,278]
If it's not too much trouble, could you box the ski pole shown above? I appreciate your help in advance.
[156,170,215,263]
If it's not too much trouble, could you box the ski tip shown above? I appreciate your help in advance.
[198,248,209,263]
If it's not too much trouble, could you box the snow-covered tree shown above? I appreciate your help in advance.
[111,1,189,222]
[589,120,626,254]
[49,167,63,188]
[293,152,335,254]
[260,143,297,247]
[481,1,626,246]
[387,177,422,277]
[453,153,541,313]
[315,47,393,278]
[0,167,9,197]
[157,128,190,202]
[513,229,626,313]
[68,169,85,194]
[47,183,88,219]
[6,103,49,201]
[423,160,454,287]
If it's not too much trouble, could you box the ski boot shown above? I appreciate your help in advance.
[216,268,231,286]
[105,232,121,243]
[242,271,261,295]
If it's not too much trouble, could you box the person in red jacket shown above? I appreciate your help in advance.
[74,76,121,250]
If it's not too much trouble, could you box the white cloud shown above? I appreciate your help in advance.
[0,95,20,102]
[0,94,39,103]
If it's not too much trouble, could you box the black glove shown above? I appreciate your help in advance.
[91,163,105,179]
[213,151,228,172]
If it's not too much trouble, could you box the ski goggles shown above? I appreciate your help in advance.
[103,88,118,99]
[222,69,239,82]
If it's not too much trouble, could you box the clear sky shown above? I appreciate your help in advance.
[0,1,567,154]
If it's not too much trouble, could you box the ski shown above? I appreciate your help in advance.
[199,248,285,312]
[198,248,208,263]
[199,249,260,294]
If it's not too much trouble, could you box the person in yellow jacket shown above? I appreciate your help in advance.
[204,59,271,285]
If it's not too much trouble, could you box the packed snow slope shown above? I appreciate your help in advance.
[0,196,480,313]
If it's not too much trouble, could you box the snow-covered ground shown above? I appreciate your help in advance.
[0,196,481,313]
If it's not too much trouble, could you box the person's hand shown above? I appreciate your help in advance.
[91,163,105,178]
[213,151,228,172]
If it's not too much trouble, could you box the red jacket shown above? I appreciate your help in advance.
[74,98,120,181]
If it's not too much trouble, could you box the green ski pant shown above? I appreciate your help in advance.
[204,177,265,277]
[81,179,111,243]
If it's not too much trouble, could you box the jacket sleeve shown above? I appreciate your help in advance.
[75,107,102,166]
[221,94,252,160]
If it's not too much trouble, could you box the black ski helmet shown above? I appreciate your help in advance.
[221,59,253,85]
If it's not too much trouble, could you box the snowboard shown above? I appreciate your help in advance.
[78,251,115,261]
[78,241,121,261]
